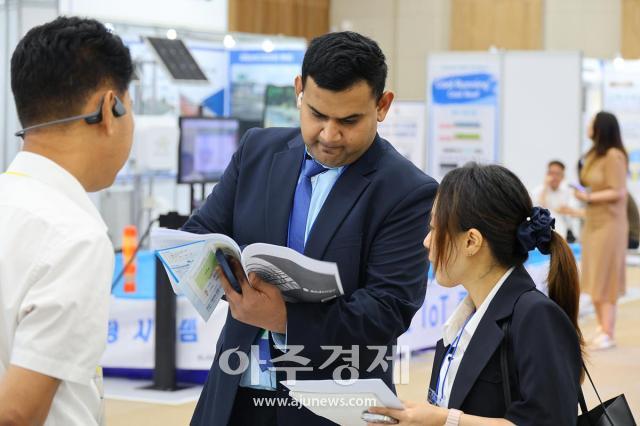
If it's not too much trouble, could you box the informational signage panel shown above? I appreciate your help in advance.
[377,101,426,170]
[427,54,500,181]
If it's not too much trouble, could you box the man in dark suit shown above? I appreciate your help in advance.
[187,31,438,425]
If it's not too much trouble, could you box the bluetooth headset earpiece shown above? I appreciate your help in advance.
[15,95,127,138]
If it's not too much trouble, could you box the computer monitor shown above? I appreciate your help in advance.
[178,117,239,184]
[263,85,299,128]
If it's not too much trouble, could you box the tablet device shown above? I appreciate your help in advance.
[215,249,242,293]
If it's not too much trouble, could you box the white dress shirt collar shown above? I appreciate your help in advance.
[442,266,515,346]
[6,151,107,231]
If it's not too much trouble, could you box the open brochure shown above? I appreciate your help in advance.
[281,379,403,426]
[151,228,344,321]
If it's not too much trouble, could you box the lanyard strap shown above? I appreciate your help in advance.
[436,313,474,402]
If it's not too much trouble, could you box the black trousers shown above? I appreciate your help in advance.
[228,387,278,426]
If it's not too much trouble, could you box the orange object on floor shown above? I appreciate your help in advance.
[122,225,138,293]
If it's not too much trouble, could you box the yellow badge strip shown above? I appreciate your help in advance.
[2,171,29,177]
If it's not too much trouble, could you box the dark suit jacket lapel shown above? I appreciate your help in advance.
[448,266,535,409]
[304,135,381,259]
[265,135,305,245]
[430,340,448,392]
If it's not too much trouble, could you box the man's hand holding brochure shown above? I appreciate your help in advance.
[151,228,345,321]
[153,228,406,424]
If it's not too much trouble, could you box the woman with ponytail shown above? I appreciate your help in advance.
[367,163,583,426]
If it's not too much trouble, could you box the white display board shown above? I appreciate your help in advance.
[129,115,180,174]
[426,53,501,181]
[582,58,605,154]
[501,51,583,191]
[426,51,583,191]
[602,60,640,192]
[377,101,426,170]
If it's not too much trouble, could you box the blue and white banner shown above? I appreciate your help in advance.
[427,54,501,181]
[101,297,227,371]
[104,246,576,380]
[431,73,498,105]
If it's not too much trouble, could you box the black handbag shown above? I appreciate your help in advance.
[576,365,636,426]
[500,321,636,425]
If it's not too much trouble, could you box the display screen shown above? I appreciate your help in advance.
[263,85,299,128]
[178,117,239,183]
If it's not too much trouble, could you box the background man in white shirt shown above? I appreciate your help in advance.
[531,160,581,240]
[0,17,134,425]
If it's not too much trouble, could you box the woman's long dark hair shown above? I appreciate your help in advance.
[432,163,584,355]
[589,111,628,160]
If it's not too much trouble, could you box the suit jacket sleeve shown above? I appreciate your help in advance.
[505,297,582,426]
[286,180,437,363]
[181,128,252,235]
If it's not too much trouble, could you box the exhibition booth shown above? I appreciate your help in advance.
[3,3,640,389]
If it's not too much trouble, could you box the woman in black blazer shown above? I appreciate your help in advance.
[368,164,584,426]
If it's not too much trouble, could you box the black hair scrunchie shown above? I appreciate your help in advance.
[516,207,556,255]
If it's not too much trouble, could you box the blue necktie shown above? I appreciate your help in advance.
[287,157,327,253]
[256,157,326,373]
[257,330,271,372]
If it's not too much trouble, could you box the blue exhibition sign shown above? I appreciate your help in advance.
[431,73,497,104]
[229,50,305,66]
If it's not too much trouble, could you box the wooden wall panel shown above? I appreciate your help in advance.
[451,0,543,50]
[623,0,640,58]
[229,0,329,41]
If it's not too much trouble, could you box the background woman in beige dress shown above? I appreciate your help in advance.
[576,111,628,350]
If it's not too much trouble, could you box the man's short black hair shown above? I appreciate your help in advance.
[548,160,565,170]
[11,16,134,127]
[301,31,387,100]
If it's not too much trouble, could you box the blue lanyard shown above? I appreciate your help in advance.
[435,313,473,403]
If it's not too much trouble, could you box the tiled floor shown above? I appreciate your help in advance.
[105,269,640,425]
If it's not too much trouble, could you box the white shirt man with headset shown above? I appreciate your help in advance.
[0,17,134,425]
